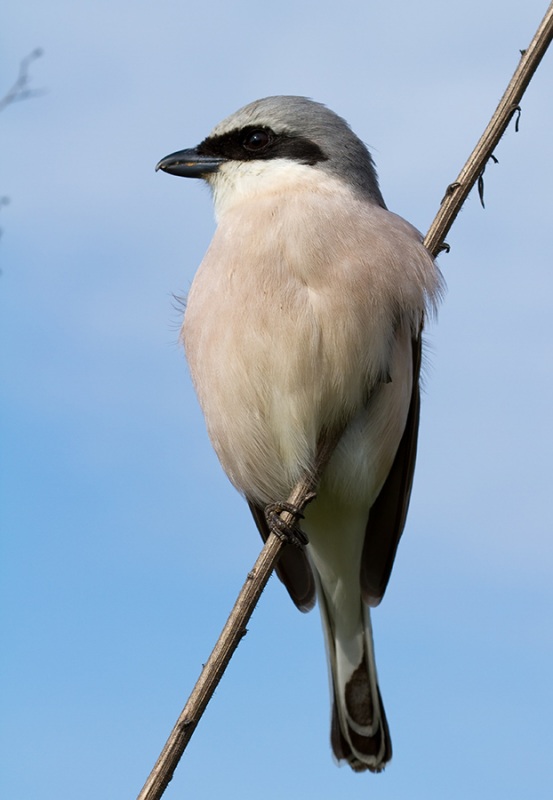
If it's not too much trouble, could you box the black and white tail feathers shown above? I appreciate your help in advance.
[317,580,392,772]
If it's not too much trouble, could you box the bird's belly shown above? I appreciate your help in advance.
[183,295,341,503]
[182,231,411,507]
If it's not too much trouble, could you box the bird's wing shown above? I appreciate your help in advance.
[360,334,422,606]
[247,500,316,612]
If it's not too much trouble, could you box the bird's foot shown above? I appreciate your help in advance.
[264,500,310,548]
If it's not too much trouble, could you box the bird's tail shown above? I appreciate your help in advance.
[317,586,392,772]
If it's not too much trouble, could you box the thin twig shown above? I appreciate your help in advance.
[424,2,553,258]
[136,434,341,800]
[136,536,282,800]
[0,49,44,113]
[137,5,553,798]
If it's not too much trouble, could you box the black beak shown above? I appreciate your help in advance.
[155,147,226,178]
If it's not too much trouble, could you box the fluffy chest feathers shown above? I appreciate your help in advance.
[182,174,438,504]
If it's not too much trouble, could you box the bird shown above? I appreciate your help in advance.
[156,96,443,772]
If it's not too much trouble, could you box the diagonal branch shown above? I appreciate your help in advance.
[423,1,553,257]
[136,4,553,799]
[137,433,341,800]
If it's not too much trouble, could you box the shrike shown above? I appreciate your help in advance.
[157,96,443,773]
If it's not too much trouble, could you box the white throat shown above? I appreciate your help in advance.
[205,158,336,220]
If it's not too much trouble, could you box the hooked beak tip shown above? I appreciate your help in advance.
[156,148,226,179]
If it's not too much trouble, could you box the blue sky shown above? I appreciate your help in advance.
[1,1,552,798]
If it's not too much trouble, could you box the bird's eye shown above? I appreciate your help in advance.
[242,129,272,152]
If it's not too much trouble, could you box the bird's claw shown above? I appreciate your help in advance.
[264,501,309,547]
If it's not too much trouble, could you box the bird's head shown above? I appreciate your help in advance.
[156,96,385,215]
